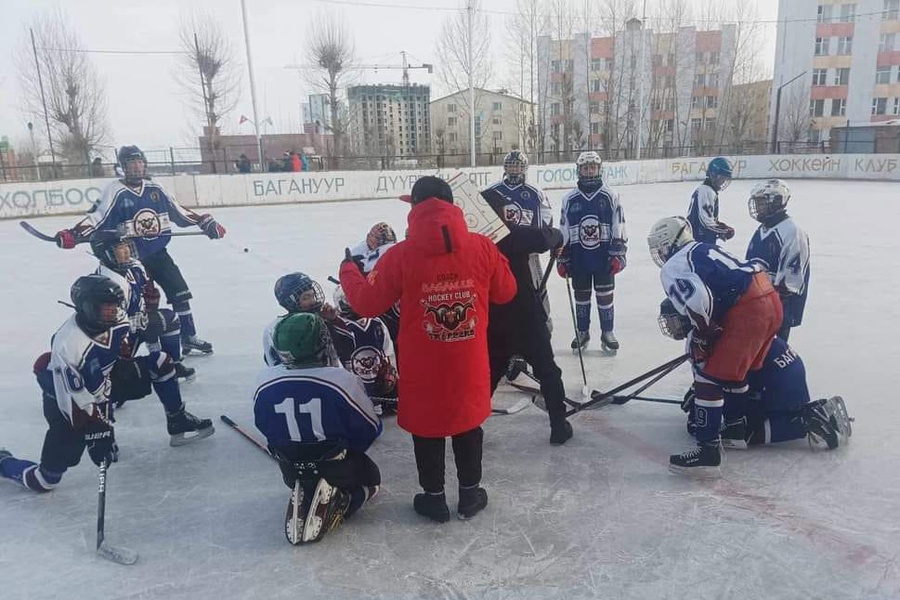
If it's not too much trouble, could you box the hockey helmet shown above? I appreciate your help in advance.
[90,230,137,273]
[576,151,603,187]
[332,285,358,320]
[748,179,791,222]
[503,150,528,185]
[117,145,147,184]
[274,312,330,367]
[706,157,734,191]
[647,216,694,267]
[366,222,397,250]
[658,298,692,340]
[274,272,325,313]
[70,274,126,335]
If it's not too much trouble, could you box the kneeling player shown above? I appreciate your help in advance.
[253,313,382,544]
[659,299,851,450]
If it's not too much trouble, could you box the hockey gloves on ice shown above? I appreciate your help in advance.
[55,229,77,249]
[84,408,118,467]
[343,248,365,274]
[198,214,226,239]
[609,255,626,275]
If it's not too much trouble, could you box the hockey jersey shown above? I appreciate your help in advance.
[330,317,395,398]
[559,183,626,273]
[253,364,382,453]
[96,263,150,329]
[687,182,728,244]
[746,216,810,327]
[661,241,760,330]
[483,180,553,228]
[85,179,200,258]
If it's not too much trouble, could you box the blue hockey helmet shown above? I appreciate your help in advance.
[503,150,528,185]
[706,157,734,191]
[117,145,147,184]
[274,272,325,313]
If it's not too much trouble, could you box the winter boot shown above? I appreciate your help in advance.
[457,485,488,520]
[550,420,574,446]
[182,335,213,355]
[174,362,196,383]
[166,406,215,446]
[720,417,748,450]
[571,331,590,352]
[413,491,451,523]
[600,330,619,352]
[668,441,723,477]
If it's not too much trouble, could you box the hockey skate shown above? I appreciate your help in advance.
[174,362,196,383]
[166,406,215,446]
[571,331,590,353]
[600,330,619,354]
[803,396,852,450]
[720,417,748,450]
[550,420,574,446]
[414,491,451,523]
[669,441,723,478]
[457,486,488,520]
[182,335,213,355]
[301,478,351,543]
[285,480,310,545]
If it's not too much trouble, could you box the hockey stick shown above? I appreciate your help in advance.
[96,460,138,565]
[506,378,581,408]
[565,354,689,416]
[612,395,682,406]
[564,275,590,399]
[20,220,206,245]
[220,415,276,460]
[491,398,530,415]
[537,254,556,296]
[608,363,686,406]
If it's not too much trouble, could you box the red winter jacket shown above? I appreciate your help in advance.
[340,199,517,437]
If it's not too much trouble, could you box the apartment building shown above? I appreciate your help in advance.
[347,84,431,158]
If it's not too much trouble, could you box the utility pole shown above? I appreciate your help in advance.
[29,28,56,170]
[771,71,807,154]
[239,0,263,167]
[467,0,476,167]
[636,0,647,160]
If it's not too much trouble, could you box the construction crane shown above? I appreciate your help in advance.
[287,51,432,86]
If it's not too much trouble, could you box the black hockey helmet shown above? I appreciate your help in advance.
[658,298,692,340]
[70,274,126,335]
[117,145,146,184]
[90,230,137,273]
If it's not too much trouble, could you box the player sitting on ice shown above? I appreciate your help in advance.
[0,275,212,492]
[647,216,782,476]
[331,286,398,415]
[253,313,382,544]
[659,299,851,450]
[91,230,195,382]
[686,156,735,244]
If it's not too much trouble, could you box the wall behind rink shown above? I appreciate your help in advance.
[2,154,898,220]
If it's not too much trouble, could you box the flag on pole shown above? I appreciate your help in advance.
[239,115,249,125]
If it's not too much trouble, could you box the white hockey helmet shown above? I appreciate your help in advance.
[576,151,603,185]
[748,179,791,222]
[647,216,694,267]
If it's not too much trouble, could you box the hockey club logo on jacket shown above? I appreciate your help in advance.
[578,215,609,249]
[350,346,384,383]
[420,279,478,342]
[131,208,164,238]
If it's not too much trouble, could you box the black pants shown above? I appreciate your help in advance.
[412,426,482,494]
[39,393,86,476]
[489,323,568,426]
[141,248,192,305]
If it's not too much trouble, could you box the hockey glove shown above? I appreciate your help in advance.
[545,227,564,253]
[681,386,695,413]
[84,408,117,467]
[55,229,77,249]
[198,214,226,239]
[609,255,626,275]
[342,247,365,274]
[142,281,161,312]
[689,325,722,363]
[718,224,735,241]
[109,358,151,406]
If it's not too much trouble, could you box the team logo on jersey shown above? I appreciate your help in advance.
[503,203,523,225]
[132,209,162,238]
[521,190,531,200]
[421,292,477,342]
[150,191,160,202]
[578,215,606,249]
[350,346,384,383]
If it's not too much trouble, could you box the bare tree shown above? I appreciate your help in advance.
[177,12,240,173]
[779,86,810,148]
[504,0,545,155]
[306,11,355,165]
[16,9,109,172]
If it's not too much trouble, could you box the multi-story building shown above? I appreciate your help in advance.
[537,23,736,157]
[347,84,431,159]
[429,88,532,165]
[772,0,900,146]
[302,94,332,133]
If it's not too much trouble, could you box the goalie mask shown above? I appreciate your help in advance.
[658,298,692,340]
[366,222,397,250]
[748,179,791,223]
[274,272,325,313]
[503,151,528,186]
[647,216,694,267]
[90,230,138,274]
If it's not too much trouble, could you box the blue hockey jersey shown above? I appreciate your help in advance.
[84,179,200,258]
[746,216,810,327]
[483,180,553,228]
[330,317,395,398]
[687,182,730,244]
[559,183,626,273]
[253,365,382,453]
[747,336,810,413]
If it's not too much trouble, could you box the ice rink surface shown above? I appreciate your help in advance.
[1,179,898,600]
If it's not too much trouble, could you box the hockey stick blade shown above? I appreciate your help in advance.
[20,220,59,242]
[97,541,138,565]
[491,398,530,415]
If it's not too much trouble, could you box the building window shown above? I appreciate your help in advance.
[591,58,602,71]
[837,36,853,54]
[812,69,828,86]
[810,99,825,117]
[492,131,502,141]
[665,97,676,110]
[694,74,706,88]
[880,33,896,52]
[590,79,602,92]
[447,117,457,126]
[834,68,850,85]
[665,75,675,88]
[814,37,829,56]
[551,82,561,95]
[831,98,847,116]
[448,133,457,142]
[695,51,705,64]
[652,54,662,66]
[492,101,502,111]
[667,53,675,66]
[691,96,701,109]
[708,73,719,88]
[706,95,718,109]
[839,3,856,22]
[606,58,615,70]
[893,98,900,115]
[447,104,456,113]
[872,97,888,115]
[492,117,501,126]
[630,55,638,69]
[589,101,600,113]
[691,117,702,130]
[710,51,720,65]
[817,5,832,22]
[652,97,662,111]
[665,119,674,133]
[877,66,892,84]
[591,121,600,135]
[551,60,561,72]
[550,102,560,116]
[886,0,900,21]
[705,117,717,131]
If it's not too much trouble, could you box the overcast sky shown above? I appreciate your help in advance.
[0,0,779,160]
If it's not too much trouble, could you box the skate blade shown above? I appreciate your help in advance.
[303,480,336,543]
[285,482,303,545]
[97,541,138,565]
[667,463,722,478]
[169,425,215,447]
[178,373,197,384]
[600,345,618,356]
[183,348,214,356]
[830,396,853,439]
[720,438,748,450]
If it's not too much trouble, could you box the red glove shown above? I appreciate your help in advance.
[142,281,161,312]
[55,229,77,249]
[198,214,226,239]
[719,224,735,241]
[556,261,568,278]
[609,255,626,275]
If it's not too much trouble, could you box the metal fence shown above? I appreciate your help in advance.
[0,140,835,184]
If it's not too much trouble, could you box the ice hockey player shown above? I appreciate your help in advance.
[53,145,226,355]
[0,275,212,492]
[647,216,782,476]
[558,150,627,353]
[480,185,573,445]
[686,156,735,244]
[339,175,517,522]
[332,286,398,414]
[253,313,382,544]
[745,179,811,342]
[658,299,851,450]
[91,229,195,382]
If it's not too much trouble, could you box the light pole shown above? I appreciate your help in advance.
[636,0,647,160]
[239,0,263,167]
[771,70,807,154]
[467,0,476,167]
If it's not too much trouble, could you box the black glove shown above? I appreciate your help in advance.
[109,358,151,406]
[143,310,165,343]
[681,386,695,413]
[342,248,365,274]
[545,227,564,252]
[84,416,117,467]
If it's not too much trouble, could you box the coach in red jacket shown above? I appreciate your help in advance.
[340,176,516,523]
